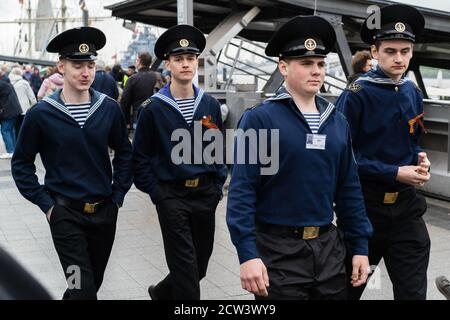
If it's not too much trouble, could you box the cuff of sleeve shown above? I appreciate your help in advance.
[149,183,163,204]
[348,237,369,256]
[40,199,55,215]
[387,165,399,184]
[111,191,125,207]
[237,241,259,264]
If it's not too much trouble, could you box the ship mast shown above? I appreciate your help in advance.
[27,0,32,56]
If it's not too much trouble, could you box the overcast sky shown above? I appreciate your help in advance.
[0,0,448,65]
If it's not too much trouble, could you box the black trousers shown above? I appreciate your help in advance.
[346,187,430,300]
[255,225,348,300]
[152,180,220,300]
[49,199,118,300]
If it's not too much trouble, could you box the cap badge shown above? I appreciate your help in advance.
[395,22,406,33]
[79,43,89,54]
[179,39,189,47]
[304,38,317,51]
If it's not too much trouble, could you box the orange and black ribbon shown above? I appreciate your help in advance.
[201,115,218,129]
[408,112,427,135]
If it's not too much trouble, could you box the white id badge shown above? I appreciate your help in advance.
[305,134,326,150]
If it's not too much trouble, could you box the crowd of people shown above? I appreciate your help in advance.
[0,54,167,159]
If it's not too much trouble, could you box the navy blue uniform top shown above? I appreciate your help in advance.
[12,88,133,214]
[335,66,424,191]
[132,83,228,204]
[226,88,373,264]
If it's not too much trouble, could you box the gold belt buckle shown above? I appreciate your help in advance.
[185,178,199,188]
[303,226,320,240]
[83,202,98,214]
[383,192,399,204]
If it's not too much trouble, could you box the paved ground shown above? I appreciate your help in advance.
[0,141,449,300]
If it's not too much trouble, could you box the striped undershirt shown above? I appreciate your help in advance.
[303,112,320,134]
[66,102,91,127]
[176,97,195,123]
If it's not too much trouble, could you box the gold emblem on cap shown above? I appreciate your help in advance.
[395,22,406,33]
[304,38,317,51]
[179,39,189,47]
[79,43,89,54]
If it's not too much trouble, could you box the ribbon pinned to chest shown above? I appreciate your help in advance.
[201,115,218,129]
[408,112,427,135]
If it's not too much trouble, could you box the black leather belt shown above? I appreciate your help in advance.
[256,221,332,240]
[52,193,106,214]
[169,174,214,189]
[362,186,415,204]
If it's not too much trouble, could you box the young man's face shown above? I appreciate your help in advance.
[164,53,198,83]
[279,56,326,96]
[58,59,96,92]
[371,40,413,78]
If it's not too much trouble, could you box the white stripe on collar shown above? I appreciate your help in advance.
[266,93,291,101]
[42,96,74,120]
[192,88,204,117]
[85,93,107,123]
[357,76,408,86]
[43,93,107,127]
[154,89,204,121]
[318,102,335,130]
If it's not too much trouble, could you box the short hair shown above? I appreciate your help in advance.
[138,52,152,67]
[10,67,23,76]
[128,65,136,70]
[351,50,372,74]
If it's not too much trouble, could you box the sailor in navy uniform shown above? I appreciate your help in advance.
[11,27,133,299]
[226,16,373,300]
[335,4,431,300]
[133,24,227,300]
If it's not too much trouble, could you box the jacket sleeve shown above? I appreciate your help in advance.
[411,88,424,163]
[108,101,133,206]
[26,82,37,107]
[334,122,373,256]
[226,109,263,264]
[132,105,161,204]
[110,77,119,100]
[336,90,398,183]
[11,110,55,213]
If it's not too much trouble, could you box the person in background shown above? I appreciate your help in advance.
[8,67,37,135]
[120,52,162,131]
[0,67,22,159]
[91,60,119,100]
[347,50,373,84]
[30,66,43,98]
[37,67,64,100]
[22,65,32,83]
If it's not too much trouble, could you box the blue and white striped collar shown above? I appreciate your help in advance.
[43,88,107,128]
[356,65,409,86]
[266,87,336,130]
[153,82,204,121]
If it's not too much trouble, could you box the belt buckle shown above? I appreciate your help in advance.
[83,202,98,214]
[185,178,199,188]
[303,226,319,240]
[383,192,399,204]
